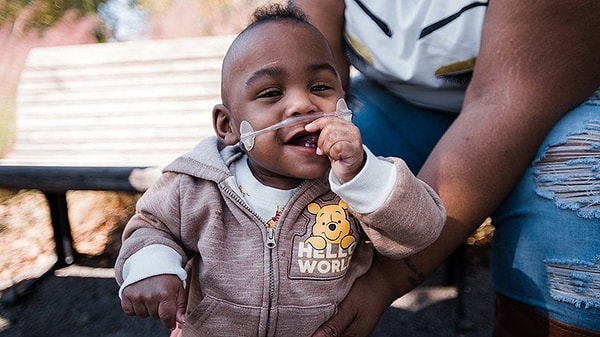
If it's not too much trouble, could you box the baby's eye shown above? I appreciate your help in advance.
[311,84,331,92]
[258,88,282,98]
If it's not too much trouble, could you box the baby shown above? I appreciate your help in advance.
[115,3,445,337]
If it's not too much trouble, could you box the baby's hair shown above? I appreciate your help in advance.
[244,3,309,31]
[220,3,323,105]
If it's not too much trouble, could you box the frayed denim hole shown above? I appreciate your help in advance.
[545,259,600,309]
[534,121,600,219]
[586,87,600,106]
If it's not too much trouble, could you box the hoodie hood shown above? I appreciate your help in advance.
[162,136,243,183]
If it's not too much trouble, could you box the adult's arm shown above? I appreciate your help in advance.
[307,0,600,336]
[290,0,349,89]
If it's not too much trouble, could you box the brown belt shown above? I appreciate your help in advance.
[494,293,600,337]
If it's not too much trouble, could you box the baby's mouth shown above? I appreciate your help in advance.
[288,132,320,149]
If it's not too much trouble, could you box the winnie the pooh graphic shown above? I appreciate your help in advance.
[305,200,356,250]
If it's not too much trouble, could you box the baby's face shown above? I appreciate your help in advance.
[224,21,345,189]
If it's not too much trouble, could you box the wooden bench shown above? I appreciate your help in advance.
[0,35,235,268]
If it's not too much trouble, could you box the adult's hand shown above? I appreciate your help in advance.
[311,255,395,337]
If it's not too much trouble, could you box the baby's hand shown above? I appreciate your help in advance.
[305,116,365,183]
[121,274,187,330]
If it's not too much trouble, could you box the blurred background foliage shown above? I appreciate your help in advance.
[0,0,108,35]
[0,0,270,41]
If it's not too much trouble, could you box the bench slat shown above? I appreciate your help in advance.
[19,74,221,93]
[16,101,214,117]
[23,35,233,66]
[0,166,142,192]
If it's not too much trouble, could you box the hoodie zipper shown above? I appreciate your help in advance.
[262,181,307,337]
[265,224,276,248]
[263,205,283,337]
[222,179,309,337]
[222,184,277,337]
[264,248,275,337]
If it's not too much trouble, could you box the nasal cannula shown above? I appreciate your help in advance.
[239,98,352,151]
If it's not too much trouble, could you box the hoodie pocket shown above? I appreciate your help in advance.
[185,295,262,337]
[273,303,337,336]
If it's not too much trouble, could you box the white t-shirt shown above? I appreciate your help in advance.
[344,0,487,113]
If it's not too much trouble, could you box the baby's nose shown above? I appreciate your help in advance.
[285,92,317,117]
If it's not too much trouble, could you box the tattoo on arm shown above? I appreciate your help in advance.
[403,257,426,287]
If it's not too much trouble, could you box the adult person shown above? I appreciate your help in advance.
[292,0,600,336]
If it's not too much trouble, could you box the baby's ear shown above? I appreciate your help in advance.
[213,104,239,145]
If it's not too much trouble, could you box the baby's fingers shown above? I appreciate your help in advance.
[121,295,152,318]
[318,125,362,160]
[121,296,136,316]
[325,141,355,161]
[158,283,187,330]
[158,298,178,330]
[120,274,184,328]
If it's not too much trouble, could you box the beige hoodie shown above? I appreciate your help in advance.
[115,137,445,337]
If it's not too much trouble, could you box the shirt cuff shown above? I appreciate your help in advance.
[119,244,187,298]
[329,146,397,213]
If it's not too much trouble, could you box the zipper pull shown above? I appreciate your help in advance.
[265,227,276,248]
[264,206,282,249]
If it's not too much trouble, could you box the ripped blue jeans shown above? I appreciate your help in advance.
[348,75,600,332]
[491,89,600,331]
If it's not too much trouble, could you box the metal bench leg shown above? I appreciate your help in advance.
[0,192,76,304]
[446,244,474,333]
[44,191,76,268]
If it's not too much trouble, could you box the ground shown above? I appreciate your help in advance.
[0,190,495,336]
